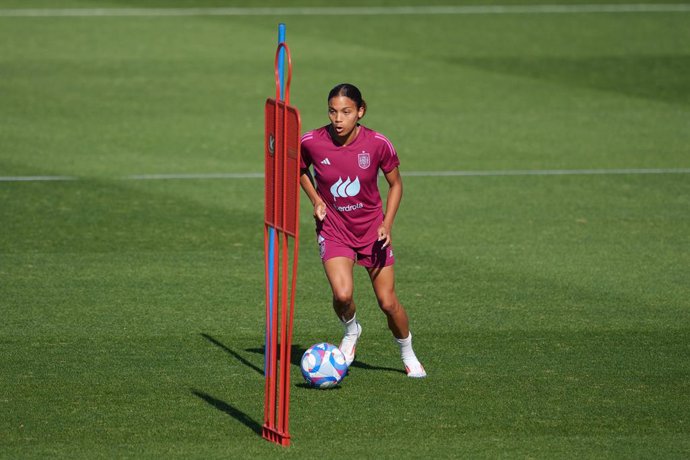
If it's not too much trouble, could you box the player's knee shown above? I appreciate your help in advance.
[332,289,353,307]
[377,296,400,315]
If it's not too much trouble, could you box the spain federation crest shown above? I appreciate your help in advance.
[358,152,371,169]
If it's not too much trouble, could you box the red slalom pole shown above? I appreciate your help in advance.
[262,29,301,447]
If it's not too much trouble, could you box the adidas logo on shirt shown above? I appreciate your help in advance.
[321,158,331,165]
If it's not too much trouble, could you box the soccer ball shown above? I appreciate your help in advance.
[300,342,348,389]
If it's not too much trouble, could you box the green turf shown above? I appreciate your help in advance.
[1,1,689,458]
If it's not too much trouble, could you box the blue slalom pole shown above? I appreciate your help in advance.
[278,24,286,99]
[266,23,286,376]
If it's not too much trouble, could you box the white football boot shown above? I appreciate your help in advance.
[397,332,427,378]
[339,320,361,367]
[404,358,427,378]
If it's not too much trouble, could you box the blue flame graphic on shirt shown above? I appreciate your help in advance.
[330,176,361,199]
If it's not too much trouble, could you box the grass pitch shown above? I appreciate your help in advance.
[1,1,689,458]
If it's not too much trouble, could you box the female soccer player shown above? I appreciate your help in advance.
[299,83,426,378]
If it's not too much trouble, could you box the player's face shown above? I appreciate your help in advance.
[328,96,364,145]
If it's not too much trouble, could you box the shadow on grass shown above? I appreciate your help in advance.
[349,360,406,375]
[191,389,262,436]
[201,332,310,373]
[245,345,307,369]
[202,333,404,381]
[295,382,343,390]
[201,333,264,375]
[244,343,406,376]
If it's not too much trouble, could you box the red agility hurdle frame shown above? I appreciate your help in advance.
[263,41,301,447]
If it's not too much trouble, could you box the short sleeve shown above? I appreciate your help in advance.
[375,133,400,173]
[299,132,313,169]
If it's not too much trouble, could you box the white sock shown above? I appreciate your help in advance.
[396,332,426,378]
[341,313,359,335]
[339,313,361,366]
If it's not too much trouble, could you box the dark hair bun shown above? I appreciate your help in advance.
[328,83,366,113]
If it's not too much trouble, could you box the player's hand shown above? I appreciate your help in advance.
[314,201,327,221]
[377,224,391,248]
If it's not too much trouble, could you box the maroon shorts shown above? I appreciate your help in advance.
[318,234,395,268]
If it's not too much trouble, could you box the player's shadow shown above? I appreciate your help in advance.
[201,333,405,380]
[191,389,262,436]
[349,360,406,375]
[243,342,406,376]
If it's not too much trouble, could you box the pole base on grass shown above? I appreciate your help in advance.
[263,425,291,447]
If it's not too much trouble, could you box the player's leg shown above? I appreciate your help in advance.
[366,265,408,337]
[323,256,356,320]
[323,256,361,365]
[368,266,426,378]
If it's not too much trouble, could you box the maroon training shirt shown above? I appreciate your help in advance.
[300,125,400,248]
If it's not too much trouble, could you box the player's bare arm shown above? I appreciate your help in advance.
[378,167,403,248]
[300,169,326,221]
